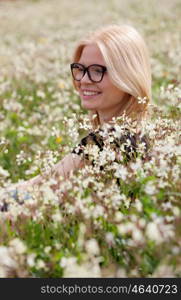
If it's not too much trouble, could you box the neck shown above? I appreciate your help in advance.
[98,111,119,125]
[97,94,131,125]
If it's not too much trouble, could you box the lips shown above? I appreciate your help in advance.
[80,89,101,99]
[83,91,100,96]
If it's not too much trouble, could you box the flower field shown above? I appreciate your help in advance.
[0,0,180,277]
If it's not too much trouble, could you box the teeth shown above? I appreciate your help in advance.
[83,91,99,96]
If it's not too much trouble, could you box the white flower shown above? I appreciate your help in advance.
[146,222,162,243]
[92,114,97,120]
[16,150,27,165]
[113,124,125,138]
[63,259,101,278]
[84,144,100,160]
[39,185,58,203]
[3,99,23,112]
[114,165,128,180]
[0,137,6,145]
[117,222,134,235]
[144,181,157,195]
[138,218,146,228]
[114,211,124,222]
[27,253,36,267]
[0,266,6,278]
[36,259,46,269]
[85,239,100,256]
[0,166,9,177]
[137,96,147,104]
[151,264,175,278]
[37,90,46,99]
[0,246,17,269]
[173,206,180,216]
[9,238,27,254]
[132,228,143,243]
[92,205,105,218]
[51,211,62,223]
[130,160,142,172]
[105,232,115,246]
[60,257,77,268]
[44,246,51,254]
[134,199,143,212]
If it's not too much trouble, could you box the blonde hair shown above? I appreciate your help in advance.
[72,24,152,129]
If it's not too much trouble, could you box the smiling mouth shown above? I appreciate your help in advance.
[81,90,101,99]
[83,90,101,95]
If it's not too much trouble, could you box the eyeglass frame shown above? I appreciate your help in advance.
[70,63,107,83]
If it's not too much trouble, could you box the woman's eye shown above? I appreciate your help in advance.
[73,64,83,70]
[93,68,102,73]
[76,66,84,72]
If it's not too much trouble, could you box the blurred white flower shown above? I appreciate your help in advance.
[144,181,157,195]
[9,238,27,254]
[92,205,105,218]
[27,253,36,267]
[114,211,124,222]
[146,222,162,243]
[105,232,115,246]
[0,246,17,270]
[37,90,46,99]
[117,222,134,235]
[51,211,62,223]
[0,266,6,278]
[133,199,143,212]
[85,239,100,256]
[114,165,128,180]
[137,96,147,104]
[132,228,144,243]
[36,259,46,269]
[44,246,51,254]
[0,166,9,177]
[151,264,175,278]
[116,268,127,278]
[63,258,101,278]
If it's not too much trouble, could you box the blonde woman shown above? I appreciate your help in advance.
[2,24,152,203]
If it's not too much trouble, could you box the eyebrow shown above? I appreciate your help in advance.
[78,62,104,66]
[77,62,89,66]
[76,62,107,69]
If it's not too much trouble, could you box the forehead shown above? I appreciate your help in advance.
[78,44,105,65]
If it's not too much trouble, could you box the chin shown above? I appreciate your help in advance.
[81,100,97,110]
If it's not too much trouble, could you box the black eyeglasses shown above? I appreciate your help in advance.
[70,63,107,83]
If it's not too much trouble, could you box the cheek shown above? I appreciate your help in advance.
[113,83,125,96]
[106,85,124,100]
[74,81,80,91]
[101,78,120,95]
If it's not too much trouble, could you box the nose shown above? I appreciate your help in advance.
[80,70,92,84]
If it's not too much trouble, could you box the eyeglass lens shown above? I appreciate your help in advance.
[71,64,105,82]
